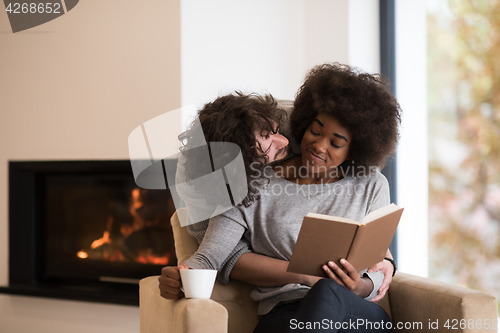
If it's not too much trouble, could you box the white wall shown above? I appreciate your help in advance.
[181,0,306,105]
[395,0,429,277]
[180,0,306,127]
[181,0,380,127]
[303,0,349,70]
[348,0,380,74]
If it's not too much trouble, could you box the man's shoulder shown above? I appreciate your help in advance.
[213,203,250,221]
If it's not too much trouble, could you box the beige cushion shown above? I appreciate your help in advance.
[140,275,228,333]
[171,209,198,263]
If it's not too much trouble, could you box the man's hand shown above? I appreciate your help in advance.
[158,262,189,300]
[367,259,393,303]
[323,259,373,298]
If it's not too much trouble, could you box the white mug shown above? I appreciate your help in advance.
[180,269,217,299]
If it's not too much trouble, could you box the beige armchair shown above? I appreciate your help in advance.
[140,209,498,333]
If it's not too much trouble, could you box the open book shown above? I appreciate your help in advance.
[287,204,404,277]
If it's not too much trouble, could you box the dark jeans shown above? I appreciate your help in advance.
[253,279,392,333]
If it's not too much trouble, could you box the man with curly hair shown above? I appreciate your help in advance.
[177,92,290,224]
[160,92,292,295]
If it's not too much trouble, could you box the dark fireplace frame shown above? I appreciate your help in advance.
[0,160,179,306]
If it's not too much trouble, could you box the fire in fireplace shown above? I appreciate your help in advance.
[76,186,174,266]
[2,160,181,305]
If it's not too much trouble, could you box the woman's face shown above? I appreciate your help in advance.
[300,113,351,176]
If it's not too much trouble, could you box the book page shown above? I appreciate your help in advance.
[306,212,359,225]
[362,203,401,224]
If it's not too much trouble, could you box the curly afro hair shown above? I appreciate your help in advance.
[179,91,287,206]
[290,63,402,170]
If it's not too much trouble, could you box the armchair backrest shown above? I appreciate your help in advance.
[171,208,199,263]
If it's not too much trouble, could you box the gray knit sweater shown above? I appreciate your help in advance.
[184,169,389,315]
[175,153,253,283]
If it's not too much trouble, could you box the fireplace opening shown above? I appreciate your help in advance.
[2,160,181,305]
[75,186,174,266]
[44,174,176,280]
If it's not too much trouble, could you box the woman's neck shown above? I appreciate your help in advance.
[273,156,343,185]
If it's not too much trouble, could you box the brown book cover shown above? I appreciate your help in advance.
[287,204,403,277]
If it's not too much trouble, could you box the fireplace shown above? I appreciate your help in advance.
[0,160,181,305]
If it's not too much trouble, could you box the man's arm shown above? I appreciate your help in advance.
[367,248,395,302]
[159,215,245,300]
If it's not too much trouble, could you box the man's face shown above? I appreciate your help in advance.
[255,123,289,163]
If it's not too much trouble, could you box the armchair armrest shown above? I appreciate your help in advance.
[140,276,228,333]
[389,272,498,332]
[210,280,259,333]
[143,209,259,333]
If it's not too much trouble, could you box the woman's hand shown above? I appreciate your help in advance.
[322,259,373,298]
[367,258,394,303]
[231,253,324,288]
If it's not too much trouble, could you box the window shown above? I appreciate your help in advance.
[395,0,500,316]
[427,0,500,313]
